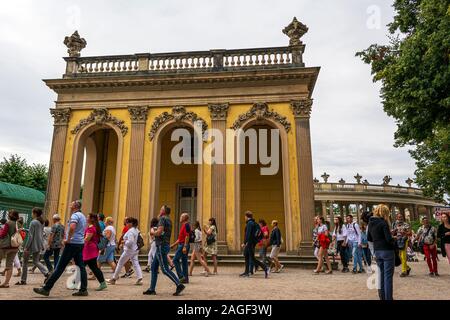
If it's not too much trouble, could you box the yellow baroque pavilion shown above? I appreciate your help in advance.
[43,17,319,255]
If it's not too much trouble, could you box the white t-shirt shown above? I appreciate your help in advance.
[123,227,139,251]
[194,229,202,243]
[332,226,347,241]
[345,222,361,244]
[103,225,116,247]
[317,224,328,235]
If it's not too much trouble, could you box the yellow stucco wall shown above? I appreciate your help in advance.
[57,103,301,250]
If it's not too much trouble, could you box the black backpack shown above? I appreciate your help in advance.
[136,233,145,250]
[253,222,263,243]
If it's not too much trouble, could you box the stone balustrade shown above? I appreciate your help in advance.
[314,182,424,196]
[63,46,304,76]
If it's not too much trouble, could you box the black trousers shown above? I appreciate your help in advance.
[244,243,266,274]
[84,258,105,284]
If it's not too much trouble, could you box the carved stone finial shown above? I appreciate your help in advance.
[283,17,309,46]
[354,173,363,184]
[405,177,414,188]
[71,108,128,136]
[231,103,291,132]
[313,177,319,184]
[208,104,229,121]
[339,178,346,184]
[382,175,392,186]
[362,179,369,185]
[128,106,149,123]
[64,31,87,57]
[321,172,330,183]
[290,99,313,118]
[50,108,71,126]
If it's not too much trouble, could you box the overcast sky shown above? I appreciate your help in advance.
[0,0,418,186]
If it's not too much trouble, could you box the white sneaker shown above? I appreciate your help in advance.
[367,266,373,274]
[106,278,116,285]
[279,265,285,272]
[135,278,143,286]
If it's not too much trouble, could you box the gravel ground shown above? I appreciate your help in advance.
[0,258,448,300]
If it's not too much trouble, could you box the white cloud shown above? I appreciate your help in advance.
[0,0,417,186]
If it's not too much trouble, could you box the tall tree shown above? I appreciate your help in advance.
[356,0,450,202]
[0,154,28,186]
[25,163,48,192]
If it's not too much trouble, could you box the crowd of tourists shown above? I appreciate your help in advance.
[0,201,447,299]
[313,204,450,300]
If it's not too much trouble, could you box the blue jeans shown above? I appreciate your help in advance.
[43,248,61,272]
[44,243,87,292]
[374,250,395,300]
[350,241,363,271]
[173,243,190,282]
[149,243,180,291]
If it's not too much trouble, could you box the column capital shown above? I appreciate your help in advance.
[50,108,71,126]
[290,99,313,119]
[128,106,149,124]
[208,103,229,121]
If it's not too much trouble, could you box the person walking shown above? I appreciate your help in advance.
[97,216,117,273]
[392,213,412,277]
[83,214,107,291]
[143,205,185,296]
[0,210,21,288]
[240,211,269,278]
[437,212,450,264]
[189,221,211,277]
[313,216,332,274]
[16,208,50,285]
[257,219,270,268]
[332,216,349,272]
[171,213,191,284]
[98,213,106,232]
[416,216,439,276]
[117,217,133,278]
[34,200,88,297]
[1,217,25,278]
[368,204,395,301]
[144,218,159,273]
[344,214,363,273]
[43,214,65,273]
[269,220,283,273]
[107,217,143,285]
[203,218,218,275]
[312,216,320,259]
[360,223,373,273]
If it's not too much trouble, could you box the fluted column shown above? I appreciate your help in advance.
[328,201,335,229]
[208,104,229,253]
[321,201,327,217]
[44,108,71,218]
[291,99,315,255]
[125,106,149,221]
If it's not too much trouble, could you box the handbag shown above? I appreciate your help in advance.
[11,222,23,248]
[394,247,401,267]
[396,236,407,250]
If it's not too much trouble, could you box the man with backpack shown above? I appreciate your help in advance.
[343,214,364,273]
[240,211,269,278]
[171,213,191,284]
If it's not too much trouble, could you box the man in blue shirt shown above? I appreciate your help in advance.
[34,200,89,297]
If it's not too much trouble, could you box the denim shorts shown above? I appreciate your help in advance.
[98,245,116,263]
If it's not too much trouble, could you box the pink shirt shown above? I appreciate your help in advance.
[82,225,100,261]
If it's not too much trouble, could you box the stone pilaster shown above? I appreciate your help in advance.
[208,103,229,254]
[44,108,71,218]
[291,99,315,256]
[125,106,149,222]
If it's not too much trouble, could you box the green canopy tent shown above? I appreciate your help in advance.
[0,181,45,228]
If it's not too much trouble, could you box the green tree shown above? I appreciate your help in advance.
[0,154,28,186]
[356,0,450,202]
[25,163,48,192]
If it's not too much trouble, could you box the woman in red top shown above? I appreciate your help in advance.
[313,216,332,274]
[83,214,107,291]
[257,220,270,271]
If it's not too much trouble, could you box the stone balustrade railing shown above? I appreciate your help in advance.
[314,182,424,196]
[63,46,304,76]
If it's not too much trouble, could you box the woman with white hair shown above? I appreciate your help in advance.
[43,214,65,273]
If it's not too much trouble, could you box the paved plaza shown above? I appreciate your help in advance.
[0,258,448,300]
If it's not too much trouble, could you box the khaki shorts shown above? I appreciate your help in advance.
[270,246,281,259]
[0,248,19,270]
